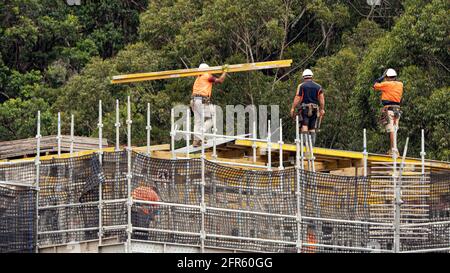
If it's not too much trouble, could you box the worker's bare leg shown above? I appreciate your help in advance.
[301,125,309,146]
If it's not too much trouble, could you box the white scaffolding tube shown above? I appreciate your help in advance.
[186,108,190,159]
[146,103,151,156]
[267,120,272,171]
[200,105,206,252]
[115,99,120,151]
[126,96,133,253]
[295,115,302,253]
[70,115,74,156]
[252,110,257,163]
[278,119,284,170]
[363,128,368,177]
[57,112,61,157]
[420,129,426,176]
[392,126,400,253]
[171,108,175,159]
[212,105,217,160]
[308,134,315,172]
[35,111,41,252]
[97,100,104,245]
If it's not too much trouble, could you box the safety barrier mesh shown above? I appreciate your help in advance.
[0,185,36,253]
[399,170,450,252]
[1,151,449,253]
[38,154,102,246]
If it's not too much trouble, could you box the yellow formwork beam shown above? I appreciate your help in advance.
[234,139,450,170]
[111,59,292,84]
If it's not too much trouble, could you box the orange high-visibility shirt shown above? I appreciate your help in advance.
[192,73,214,97]
[373,81,403,103]
[132,186,160,215]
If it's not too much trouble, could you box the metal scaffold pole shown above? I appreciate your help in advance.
[392,126,400,253]
[278,119,284,170]
[212,105,217,160]
[35,111,41,253]
[308,134,315,173]
[97,100,103,245]
[57,112,61,157]
[115,99,120,151]
[200,105,206,252]
[70,114,74,156]
[171,108,175,159]
[252,113,257,163]
[295,115,303,253]
[421,129,426,177]
[363,128,368,177]
[126,96,133,253]
[267,120,272,171]
[186,108,191,159]
[146,103,152,156]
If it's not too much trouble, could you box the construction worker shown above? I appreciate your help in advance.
[131,184,160,240]
[191,63,228,147]
[290,69,325,146]
[373,68,403,156]
[303,224,318,253]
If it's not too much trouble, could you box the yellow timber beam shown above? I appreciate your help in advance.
[1,144,170,164]
[111,59,292,84]
[234,139,450,170]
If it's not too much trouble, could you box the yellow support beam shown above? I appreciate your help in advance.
[111,59,292,84]
[234,139,450,170]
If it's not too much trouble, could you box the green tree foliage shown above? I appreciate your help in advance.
[0,0,448,160]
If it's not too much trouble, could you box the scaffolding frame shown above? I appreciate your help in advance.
[10,100,443,253]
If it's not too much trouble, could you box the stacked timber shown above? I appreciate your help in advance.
[0,135,108,159]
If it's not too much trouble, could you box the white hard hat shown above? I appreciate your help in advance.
[302,69,313,78]
[199,63,210,69]
[386,68,397,77]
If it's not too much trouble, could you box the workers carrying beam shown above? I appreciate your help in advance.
[191,63,228,147]
[373,68,403,156]
[290,69,326,146]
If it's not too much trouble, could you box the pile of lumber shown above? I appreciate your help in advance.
[0,135,108,159]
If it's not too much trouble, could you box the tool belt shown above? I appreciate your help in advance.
[300,103,319,117]
[191,95,211,104]
[380,105,402,125]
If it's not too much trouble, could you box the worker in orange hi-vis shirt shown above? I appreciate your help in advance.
[373,68,404,157]
[191,63,228,147]
[131,185,160,240]
[303,225,318,253]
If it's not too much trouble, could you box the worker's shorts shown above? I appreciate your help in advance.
[385,110,400,133]
[301,110,318,130]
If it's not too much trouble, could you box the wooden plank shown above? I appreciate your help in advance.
[111,60,292,84]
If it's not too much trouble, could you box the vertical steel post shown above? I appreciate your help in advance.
[70,114,74,156]
[295,115,302,253]
[212,105,217,160]
[126,96,133,252]
[57,112,61,157]
[267,120,272,171]
[97,100,103,245]
[186,108,191,159]
[35,111,41,252]
[392,126,399,253]
[146,103,152,156]
[115,99,120,151]
[420,129,425,176]
[171,108,175,159]
[363,128,368,177]
[308,134,315,173]
[200,105,206,252]
[252,117,257,163]
[278,119,284,170]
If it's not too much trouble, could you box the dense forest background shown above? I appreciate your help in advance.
[0,0,448,160]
